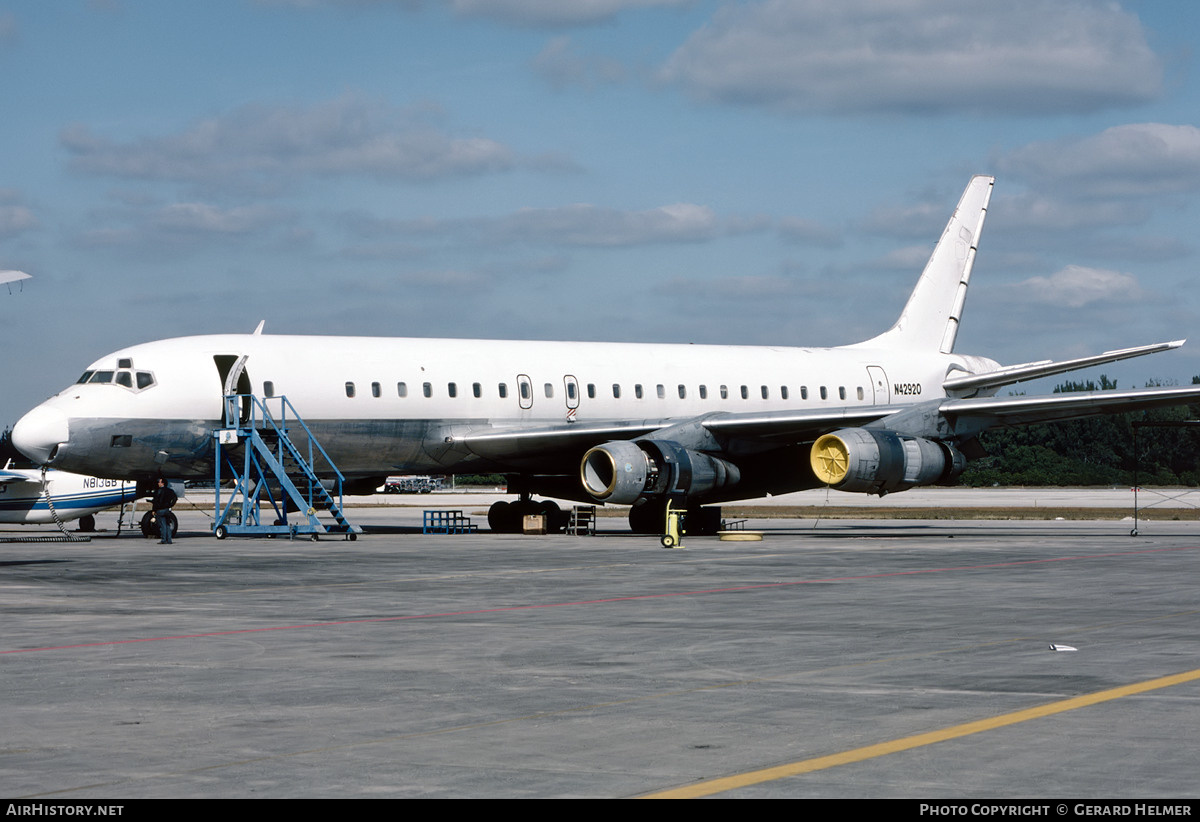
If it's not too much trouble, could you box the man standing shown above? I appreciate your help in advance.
[152,477,178,544]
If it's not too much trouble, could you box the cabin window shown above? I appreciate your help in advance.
[544,383,554,398]
[499,383,508,399]
[820,386,827,400]
[263,380,275,398]
[740,385,748,400]
[345,382,356,398]
[699,385,708,399]
[397,382,408,398]
[635,384,643,399]
[423,382,432,398]
[473,383,482,398]
[839,386,846,400]
[780,386,789,400]
[657,384,665,399]
[567,382,577,401]
[587,383,596,399]
[519,382,530,400]
[612,384,621,399]
[372,382,381,398]
[448,382,458,398]
[110,435,132,448]
[761,385,769,399]
[801,386,808,400]
[720,385,728,399]
[857,387,864,400]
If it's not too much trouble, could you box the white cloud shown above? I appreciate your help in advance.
[1012,265,1145,308]
[62,94,516,193]
[258,0,688,27]
[152,203,284,234]
[450,0,691,27]
[348,201,756,247]
[532,37,630,90]
[996,123,1200,197]
[660,0,1161,115]
[0,205,36,239]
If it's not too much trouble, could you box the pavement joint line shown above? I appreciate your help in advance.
[641,667,1200,799]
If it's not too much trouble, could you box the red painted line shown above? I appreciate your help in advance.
[4,545,1197,656]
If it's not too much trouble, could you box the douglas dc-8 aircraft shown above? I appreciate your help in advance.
[11,176,1200,532]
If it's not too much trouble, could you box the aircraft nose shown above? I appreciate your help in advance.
[11,404,69,465]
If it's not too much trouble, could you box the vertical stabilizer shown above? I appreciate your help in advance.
[857,175,993,352]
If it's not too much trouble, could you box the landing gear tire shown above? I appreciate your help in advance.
[488,500,513,532]
[628,502,665,535]
[77,514,96,533]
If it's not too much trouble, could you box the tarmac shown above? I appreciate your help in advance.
[2,501,1199,799]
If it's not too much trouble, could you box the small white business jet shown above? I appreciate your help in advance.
[0,463,138,531]
[11,176,1200,532]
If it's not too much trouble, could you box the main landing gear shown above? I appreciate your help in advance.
[487,497,569,533]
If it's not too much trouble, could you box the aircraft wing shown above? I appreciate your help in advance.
[939,385,1200,427]
[943,340,1184,396]
[455,385,1200,466]
[0,270,31,286]
[455,406,897,460]
[0,470,35,485]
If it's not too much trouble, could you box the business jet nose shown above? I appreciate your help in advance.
[11,404,69,465]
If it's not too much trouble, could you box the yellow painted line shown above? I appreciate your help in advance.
[644,667,1200,799]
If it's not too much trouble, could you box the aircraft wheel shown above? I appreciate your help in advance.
[140,511,156,538]
[538,500,565,533]
[77,514,96,533]
[215,525,227,540]
[488,500,521,533]
[628,502,666,534]
[348,532,357,541]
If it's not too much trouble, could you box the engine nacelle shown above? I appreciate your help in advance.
[810,428,965,495]
[580,439,741,505]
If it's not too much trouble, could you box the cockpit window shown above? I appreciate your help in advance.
[117,358,133,369]
[79,367,157,392]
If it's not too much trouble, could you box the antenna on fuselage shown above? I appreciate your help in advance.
[253,320,265,335]
[1,270,31,294]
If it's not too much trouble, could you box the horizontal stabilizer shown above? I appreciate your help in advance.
[941,384,1200,427]
[943,340,1185,396]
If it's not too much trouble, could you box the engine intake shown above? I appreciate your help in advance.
[581,439,741,505]
[810,428,965,495]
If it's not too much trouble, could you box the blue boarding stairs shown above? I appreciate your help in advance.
[212,394,361,540]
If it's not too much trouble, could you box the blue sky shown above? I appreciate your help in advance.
[2,0,1200,427]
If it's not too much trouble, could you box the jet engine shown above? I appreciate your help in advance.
[580,439,741,505]
[810,428,965,495]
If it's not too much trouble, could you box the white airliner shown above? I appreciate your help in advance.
[0,463,138,530]
[11,176,1200,532]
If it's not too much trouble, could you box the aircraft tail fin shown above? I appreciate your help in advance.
[857,175,993,352]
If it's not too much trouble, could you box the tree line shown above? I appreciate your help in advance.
[960,376,1200,487]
